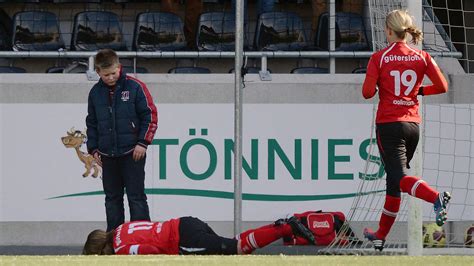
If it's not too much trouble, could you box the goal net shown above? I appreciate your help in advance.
[321,0,473,255]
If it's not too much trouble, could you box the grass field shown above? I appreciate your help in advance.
[0,255,472,266]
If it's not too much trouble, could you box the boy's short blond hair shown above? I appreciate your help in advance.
[95,49,119,70]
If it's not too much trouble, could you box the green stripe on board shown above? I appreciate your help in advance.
[47,188,384,201]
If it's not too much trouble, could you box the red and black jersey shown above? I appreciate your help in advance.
[113,219,181,255]
[363,41,448,124]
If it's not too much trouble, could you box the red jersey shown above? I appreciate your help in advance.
[363,41,448,124]
[113,219,181,255]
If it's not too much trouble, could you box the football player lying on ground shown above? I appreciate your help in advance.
[83,216,315,255]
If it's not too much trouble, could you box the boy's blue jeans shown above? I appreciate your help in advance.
[102,153,150,232]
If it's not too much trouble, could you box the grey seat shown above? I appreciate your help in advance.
[71,11,126,51]
[168,67,211,74]
[12,11,64,51]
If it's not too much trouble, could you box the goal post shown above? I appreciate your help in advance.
[407,0,423,256]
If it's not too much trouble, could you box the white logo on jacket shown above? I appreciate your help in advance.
[121,91,130,101]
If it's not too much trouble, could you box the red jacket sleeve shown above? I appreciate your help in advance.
[115,244,160,255]
[362,56,379,99]
[422,53,448,95]
[134,79,158,147]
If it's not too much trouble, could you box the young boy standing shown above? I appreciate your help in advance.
[86,49,158,232]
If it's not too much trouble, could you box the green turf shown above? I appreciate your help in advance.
[0,255,472,266]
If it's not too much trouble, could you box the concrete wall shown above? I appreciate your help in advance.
[0,73,473,246]
[1,73,472,104]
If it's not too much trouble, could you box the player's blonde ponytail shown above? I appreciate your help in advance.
[386,10,423,45]
[405,26,423,45]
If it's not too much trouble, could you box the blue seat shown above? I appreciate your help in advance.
[352,67,367,73]
[315,12,369,51]
[0,66,27,73]
[46,66,65,73]
[168,67,211,74]
[12,11,64,51]
[63,61,88,73]
[255,11,307,51]
[133,12,185,51]
[53,0,101,3]
[49,64,149,74]
[197,12,237,51]
[0,8,12,50]
[0,30,9,50]
[7,0,42,2]
[71,11,126,51]
[122,66,149,74]
[229,67,271,74]
[291,67,328,74]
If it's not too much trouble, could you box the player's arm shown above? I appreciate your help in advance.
[115,244,161,255]
[85,92,99,155]
[362,56,379,99]
[419,53,448,96]
[362,76,378,99]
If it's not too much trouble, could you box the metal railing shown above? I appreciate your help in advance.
[0,50,461,59]
[0,50,462,79]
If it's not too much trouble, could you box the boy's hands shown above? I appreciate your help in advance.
[91,145,146,163]
[133,145,147,161]
[93,152,102,167]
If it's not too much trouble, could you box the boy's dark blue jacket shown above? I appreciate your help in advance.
[86,70,158,157]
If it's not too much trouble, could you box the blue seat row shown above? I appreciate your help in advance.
[0,65,368,74]
[0,1,117,3]
[2,10,370,52]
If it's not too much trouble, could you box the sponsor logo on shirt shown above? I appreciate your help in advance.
[313,221,330,228]
[393,99,415,106]
[384,54,421,64]
[115,224,123,246]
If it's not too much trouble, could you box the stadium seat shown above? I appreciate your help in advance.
[254,11,307,51]
[122,66,149,74]
[53,0,101,3]
[133,12,186,51]
[0,8,12,50]
[0,66,27,73]
[229,67,271,74]
[47,65,149,74]
[197,12,238,51]
[315,12,369,51]
[168,67,211,74]
[71,11,126,51]
[352,67,367,73]
[63,61,88,73]
[290,67,328,74]
[45,66,65,73]
[7,0,41,2]
[11,11,65,51]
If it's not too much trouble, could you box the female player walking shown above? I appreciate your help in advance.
[362,9,451,251]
